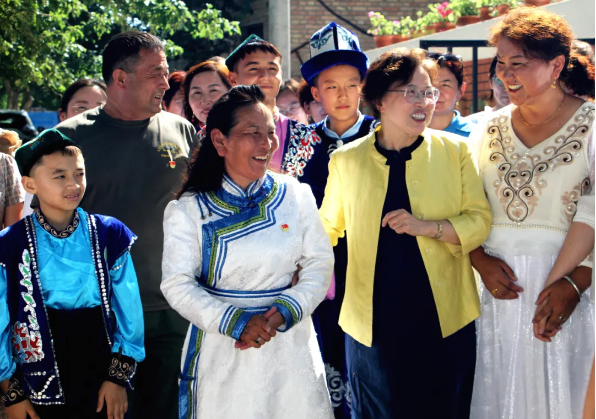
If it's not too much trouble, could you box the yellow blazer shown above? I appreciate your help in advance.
[320,128,492,347]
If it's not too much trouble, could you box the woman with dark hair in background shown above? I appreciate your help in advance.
[182,61,231,131]
[162,71,187,117]
[277,79,310,125]
[58,79,107,122]
[469,8,595,419]
[427,52,477,137]
[298,79,327,125]
[485,56,511,111]
[468,57,512,123]
[161,85,333,419]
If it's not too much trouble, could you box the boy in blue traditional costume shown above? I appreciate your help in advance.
[298,22,376,419]
[0,130,145,419]
[225,34,321,176]
[300,22,377,206]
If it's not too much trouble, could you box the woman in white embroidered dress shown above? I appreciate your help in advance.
[161,85,334,419]
[469,8,595,419]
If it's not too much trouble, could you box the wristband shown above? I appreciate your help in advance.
[562,275,582,301]
[434,221,443,240]
[106,353,138,391]
[1,376,27,407]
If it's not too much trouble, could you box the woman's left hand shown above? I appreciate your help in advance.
[381,209,435,237]
[234,307,284,350]
[532,278,580,342]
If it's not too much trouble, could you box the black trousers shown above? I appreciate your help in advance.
[127,309,188,419]
[32,307,110,419]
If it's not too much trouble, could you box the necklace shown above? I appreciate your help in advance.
[518,95,565,127]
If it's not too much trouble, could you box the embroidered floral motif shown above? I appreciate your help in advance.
[13,250,44,363]
[1,377,26,406]
[35,210,79,238]
[283,123,322,177]
[108,356,137,386]
[488,111,593,222]
[311,34,332,50]
[562,178,591,221]
[325,363,348,408]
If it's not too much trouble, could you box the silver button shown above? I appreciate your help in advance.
[435,281,441,287]
[418,214,424,220]
[426,249,432,254]
[412,180,419,187]
[337,140,344,147]
[409,163,413,169]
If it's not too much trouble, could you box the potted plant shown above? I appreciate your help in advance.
[493,0,518,16]
[478,0,496,20]
[429,3,456,32]
[368,11,395,48]
[409,12,425,38]
[392,17,413,43]
[451,0,481,26]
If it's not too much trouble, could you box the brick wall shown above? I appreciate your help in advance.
[289,0,437,79]
[239,1,492,115]
[460,57,493,116]
[240,0,437,79]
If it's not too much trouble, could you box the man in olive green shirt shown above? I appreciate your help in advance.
[57,31,197,419]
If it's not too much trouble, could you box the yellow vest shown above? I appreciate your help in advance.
[319,128,492,346]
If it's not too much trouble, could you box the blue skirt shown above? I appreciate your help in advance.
[346,321,476,419]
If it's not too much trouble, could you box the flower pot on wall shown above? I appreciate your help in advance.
[433,22,456,32]
[495,4,510,15]
[479,6,492,20]
[374,35,394,48]
[392,34,411,43]
[424,25,437,35]
[456,15,481,26]
[525,0,550,5]
[410,30,424,39]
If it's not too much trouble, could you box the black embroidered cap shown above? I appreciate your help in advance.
[15,129,79,176]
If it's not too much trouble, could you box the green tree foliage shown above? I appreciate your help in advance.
[0,0,241,110]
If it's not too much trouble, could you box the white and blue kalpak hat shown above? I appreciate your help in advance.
[300,22,370,86]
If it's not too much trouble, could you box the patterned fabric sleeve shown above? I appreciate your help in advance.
[272,182,334,331]
[161,197,253,340]
[576,122,595,269]
[1,154,25,207]
[0,265,16,383]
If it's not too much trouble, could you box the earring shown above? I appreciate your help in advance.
[551,79,558,89]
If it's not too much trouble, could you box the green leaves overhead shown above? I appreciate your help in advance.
[0,0,240,109]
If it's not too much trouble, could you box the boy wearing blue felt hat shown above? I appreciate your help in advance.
[297,22,377,419]
[299,22,378,207]
[226,34,321,177]
[0,129,144,419]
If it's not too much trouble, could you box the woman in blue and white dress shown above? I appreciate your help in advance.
[161,85,334,419]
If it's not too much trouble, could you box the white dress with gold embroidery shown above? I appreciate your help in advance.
[470,102,595,419]
[161,172,334,419]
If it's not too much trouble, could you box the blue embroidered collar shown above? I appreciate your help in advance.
[34,209,80,239]
[214,173,274,211]
[221,173,269,199]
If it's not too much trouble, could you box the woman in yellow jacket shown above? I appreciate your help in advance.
[319,48,492,419]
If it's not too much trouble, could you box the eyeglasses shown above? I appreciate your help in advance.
[69,105,94,114]
[387,87,440,104]
[279,104,302,116]
[425,52,463,63]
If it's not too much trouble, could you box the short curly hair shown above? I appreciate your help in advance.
[489,7,594,98]
[362,48,438,119]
